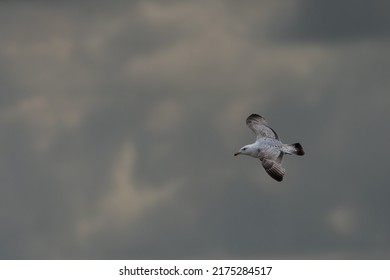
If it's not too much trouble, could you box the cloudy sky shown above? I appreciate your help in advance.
[1,0,390,259]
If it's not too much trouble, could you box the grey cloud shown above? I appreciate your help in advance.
[1,0,390,259]
[274,0,390,42]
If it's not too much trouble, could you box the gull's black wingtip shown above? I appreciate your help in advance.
[248,113,262,119]
[246,113,264,123]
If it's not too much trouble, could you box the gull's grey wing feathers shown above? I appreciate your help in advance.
[246,114,279,140]
[261,158,285,182]
[276,151,284,163]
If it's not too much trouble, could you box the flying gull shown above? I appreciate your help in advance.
[234,114,304,182]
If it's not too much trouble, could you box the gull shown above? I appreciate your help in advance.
[234,114,304,182]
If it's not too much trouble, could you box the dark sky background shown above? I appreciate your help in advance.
[1,0,390,259]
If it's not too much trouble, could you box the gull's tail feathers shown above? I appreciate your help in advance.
[282,143,305,156]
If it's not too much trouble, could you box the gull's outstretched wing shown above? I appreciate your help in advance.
[246,114,279,140]
[261,157,285,182]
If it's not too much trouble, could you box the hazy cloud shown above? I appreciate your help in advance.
[1,0,390,259]
[275,0,390,42]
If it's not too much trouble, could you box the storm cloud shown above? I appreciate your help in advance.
[1,0,390,259]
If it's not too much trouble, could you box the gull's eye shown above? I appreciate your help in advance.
[243,148,247,151]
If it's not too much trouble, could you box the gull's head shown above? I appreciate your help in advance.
[234,145,253,156]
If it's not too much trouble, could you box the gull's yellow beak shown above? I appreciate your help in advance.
[234,152,240,156]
